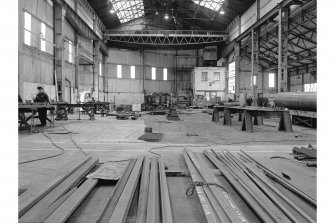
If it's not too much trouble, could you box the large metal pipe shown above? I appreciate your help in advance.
[274,92,316,111]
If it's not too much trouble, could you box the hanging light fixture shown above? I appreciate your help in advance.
[219,10,225,15]
[164,13,169,19]
[110,8,115,14]
[156,11,159,15]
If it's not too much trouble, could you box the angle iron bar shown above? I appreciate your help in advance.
[44,179,98,223]
[185,151,231,223]
[158,158,174,223]
[182,151,219,223]
[224,152,304,223]
[109,156,144,223]
[96,158,137,223]
[135,157,151,223]
[146,157,161,223]
[187,150,249,223]
[240,150,316,207]
[228,152,316,223]
[19,157,98,222]
[204,151,277,223]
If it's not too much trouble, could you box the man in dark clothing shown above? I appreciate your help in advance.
[35,86,50,126]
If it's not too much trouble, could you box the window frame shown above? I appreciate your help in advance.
[152,67,156,80]
[201,72,208,81]
[99,62,102,76]
[268,73,275,88]
[24,12,32,46]
[214,72,220,81]
[68,41,73,63]
[130,66,136,79]
[40,22,46,52]
[163,68,167,81]
[117,65,122,78]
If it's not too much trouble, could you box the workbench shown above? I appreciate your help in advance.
[212,105,293,133]
[18,104,56,132]
[52,102,110,121]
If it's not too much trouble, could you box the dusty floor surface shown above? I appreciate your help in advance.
[18,110,317,222]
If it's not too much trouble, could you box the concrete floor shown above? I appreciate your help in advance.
[18,110,317,222]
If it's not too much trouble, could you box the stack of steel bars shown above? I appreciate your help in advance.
[203,149,316,223]
[183,148,248,223]
[19,156,99,223]
[96,156,173,223]
[19,155,173,223]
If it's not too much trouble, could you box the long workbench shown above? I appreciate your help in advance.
[18,104,57,132]
[52,102,110,121]
[212,105,293,133]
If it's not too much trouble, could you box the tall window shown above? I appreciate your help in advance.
[251,75,256,86]
[24,12,32,45]
[117,65,122,78]
[68,41,73,63]
[131,66,135,79]
[152,67,156,80]
[99,62,102,76]
[214,72,220,81]
[269,73,275,88]
[201,72,208,81]
[163,68,167,81]
[228,62,235,93]
[40,23,46,51]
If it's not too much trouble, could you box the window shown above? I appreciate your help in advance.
[304,83,317,92]
[68,41,73,63]
[201,72,208,81]
[111,0,144,23]
[228,62,235,93]
[152,67,156,80]
[251,75,256,86]
[24,12,31,45]
[214,72,220,81]
[269,73,275,88]
[117,65,122,78]
[163,68,167,81]
[193,0,225,11]
[41,23,46,51]
[99,62,102,76]
[131,66,135,79]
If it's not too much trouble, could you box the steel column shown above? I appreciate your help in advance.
[234,42,241,97]
[251,29,260,100]
[277,7,289,92]
[54,5,66,101]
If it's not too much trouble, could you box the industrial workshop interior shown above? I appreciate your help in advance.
[13,0,328,222]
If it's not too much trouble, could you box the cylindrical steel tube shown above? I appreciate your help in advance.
[274,92,316,111]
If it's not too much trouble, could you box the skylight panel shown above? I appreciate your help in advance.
[110,0,144,23]
[193,0,224,11]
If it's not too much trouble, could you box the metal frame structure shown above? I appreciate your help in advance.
[105,29,228,47]
[234,0,316,93]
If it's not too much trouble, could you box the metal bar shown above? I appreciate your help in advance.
[18,157,90,217]
[158,158,174,223]
[146,157,161,223]
[44,179,98,223]
[20,157,98,222]
[240,150,317,207]
[227,151,316,223]
[204,151,277,223]
[97,159,137,223]
[186,149,247,223]
[135,157,151,223]
[182,151,218,223]
[109,156,144,223]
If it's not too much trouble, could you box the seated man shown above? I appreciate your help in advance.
[35,86,50,126]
